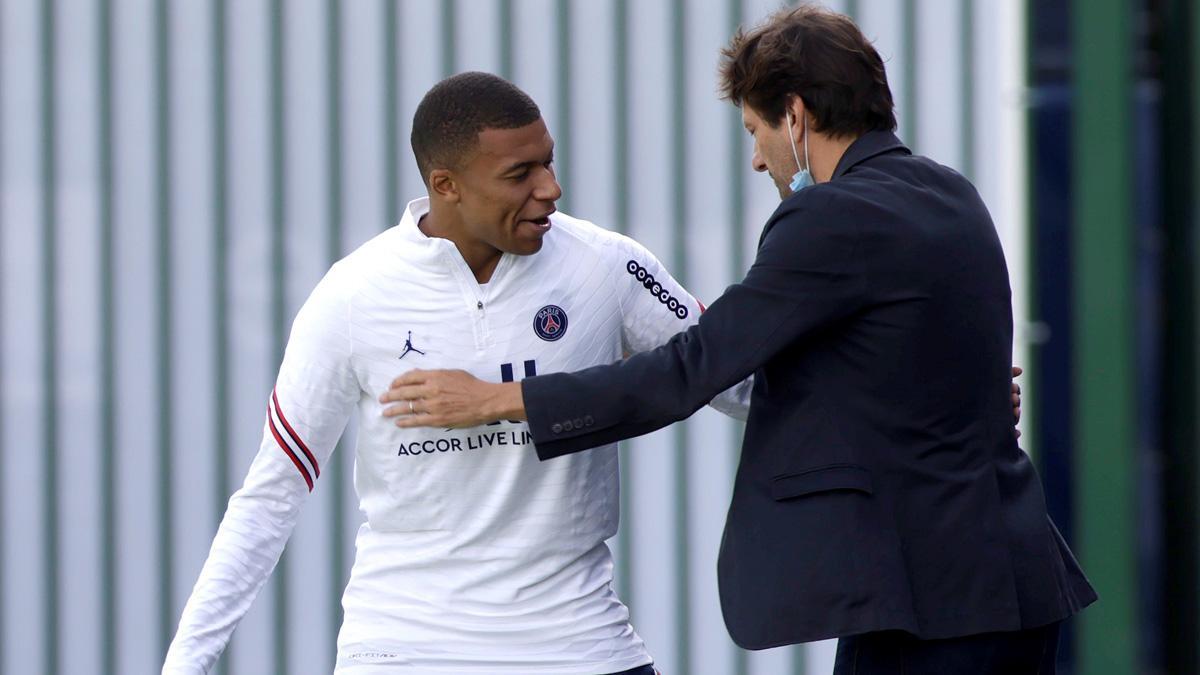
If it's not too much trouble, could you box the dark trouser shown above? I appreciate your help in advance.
[833,622,1061,675]
[603,665,655,675]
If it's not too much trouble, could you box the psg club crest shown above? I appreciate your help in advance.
[533,305,568,342]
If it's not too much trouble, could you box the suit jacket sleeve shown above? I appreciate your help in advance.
[524,194,867,459]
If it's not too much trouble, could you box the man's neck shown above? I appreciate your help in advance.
[418,211,502,283]
[810,133,858,184]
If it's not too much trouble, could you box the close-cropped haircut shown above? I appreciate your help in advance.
[411,72,542,186]
[719,5,896,137]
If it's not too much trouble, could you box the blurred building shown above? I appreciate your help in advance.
[1027,1,1199,674]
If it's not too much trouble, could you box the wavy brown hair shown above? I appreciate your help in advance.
[719,5,896,137]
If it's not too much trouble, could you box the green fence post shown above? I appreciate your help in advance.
[1073,0,1137,673]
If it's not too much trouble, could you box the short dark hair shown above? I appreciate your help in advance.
[411,72,542,186]
[718,5,896,137]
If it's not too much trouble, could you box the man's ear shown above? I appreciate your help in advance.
[429,168,460,204]
[788,96,808,133]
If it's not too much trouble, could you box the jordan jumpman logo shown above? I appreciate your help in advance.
[398,331,426,360]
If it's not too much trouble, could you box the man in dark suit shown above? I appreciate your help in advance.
[381,6,1095,673]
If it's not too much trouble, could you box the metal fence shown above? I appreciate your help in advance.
[0,0,1027,673]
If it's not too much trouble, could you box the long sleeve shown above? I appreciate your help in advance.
[162,270,360,674]
[610,234,752,421]
[525,195,864,459]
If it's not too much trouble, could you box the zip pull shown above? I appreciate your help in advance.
[476,300,484,311]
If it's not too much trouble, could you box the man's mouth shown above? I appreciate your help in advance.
[520,212,555,231]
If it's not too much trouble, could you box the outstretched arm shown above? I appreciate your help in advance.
[384,199,865,456]
[163,272,358,674]
[380,364,1024,437]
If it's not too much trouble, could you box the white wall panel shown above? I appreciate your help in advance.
[56,0,104,672]
[1,0,49,671]
[224,0,276,672]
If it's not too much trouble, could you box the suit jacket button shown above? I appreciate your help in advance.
[572,418,584,429]
[551,423,563,434]
[584,415,594,427]
[563,420,575,432]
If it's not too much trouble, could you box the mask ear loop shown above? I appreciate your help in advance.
[786,108,804,175]
[802,113,811,177]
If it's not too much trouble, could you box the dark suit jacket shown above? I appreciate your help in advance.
[521,131,1096,649]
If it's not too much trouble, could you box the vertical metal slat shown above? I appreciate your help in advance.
[98,0,118,671]
[901,0,917,149]
[0,0,6,666]
[555,0,571,213]
[669,1,690,672]
[268,0,289,671]
[40,1,60,671]
[612,0,634,614]
[325,2,346,664]
[498,0,513,82]
[724,2,750,673]
[152,0,175,659]
[383,0,399,229]
[210,0,231,671]
[959,0,975,180]
[441,1,456,78]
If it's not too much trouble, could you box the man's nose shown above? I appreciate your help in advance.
[536,168,563,202]
[751,150,767,173]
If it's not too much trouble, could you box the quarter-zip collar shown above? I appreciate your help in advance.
[397,197,517,288]
[398,197,520,350]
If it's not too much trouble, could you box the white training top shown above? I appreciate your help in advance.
[162,198,750,674]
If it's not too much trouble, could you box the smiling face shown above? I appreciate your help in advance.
[441,117,562,259]
[743,103,803,200]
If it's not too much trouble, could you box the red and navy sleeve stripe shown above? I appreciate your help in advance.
[267,388,320,491]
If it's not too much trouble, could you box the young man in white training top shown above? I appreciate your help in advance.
[162,72,750,674]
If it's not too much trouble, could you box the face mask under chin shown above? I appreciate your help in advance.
[786,108,814,194]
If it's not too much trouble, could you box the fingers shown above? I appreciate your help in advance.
[389,368,468,389]
[395,414,450,429]
[390,369,433,389]
[381,398,436,421]
[379,381,436,420]
[1011,374,1023,429]
[382,402,417,418]
[381,373,452,403]
[379,369,481,428]
[380,383,429,405]
[1010,368,1023,416]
